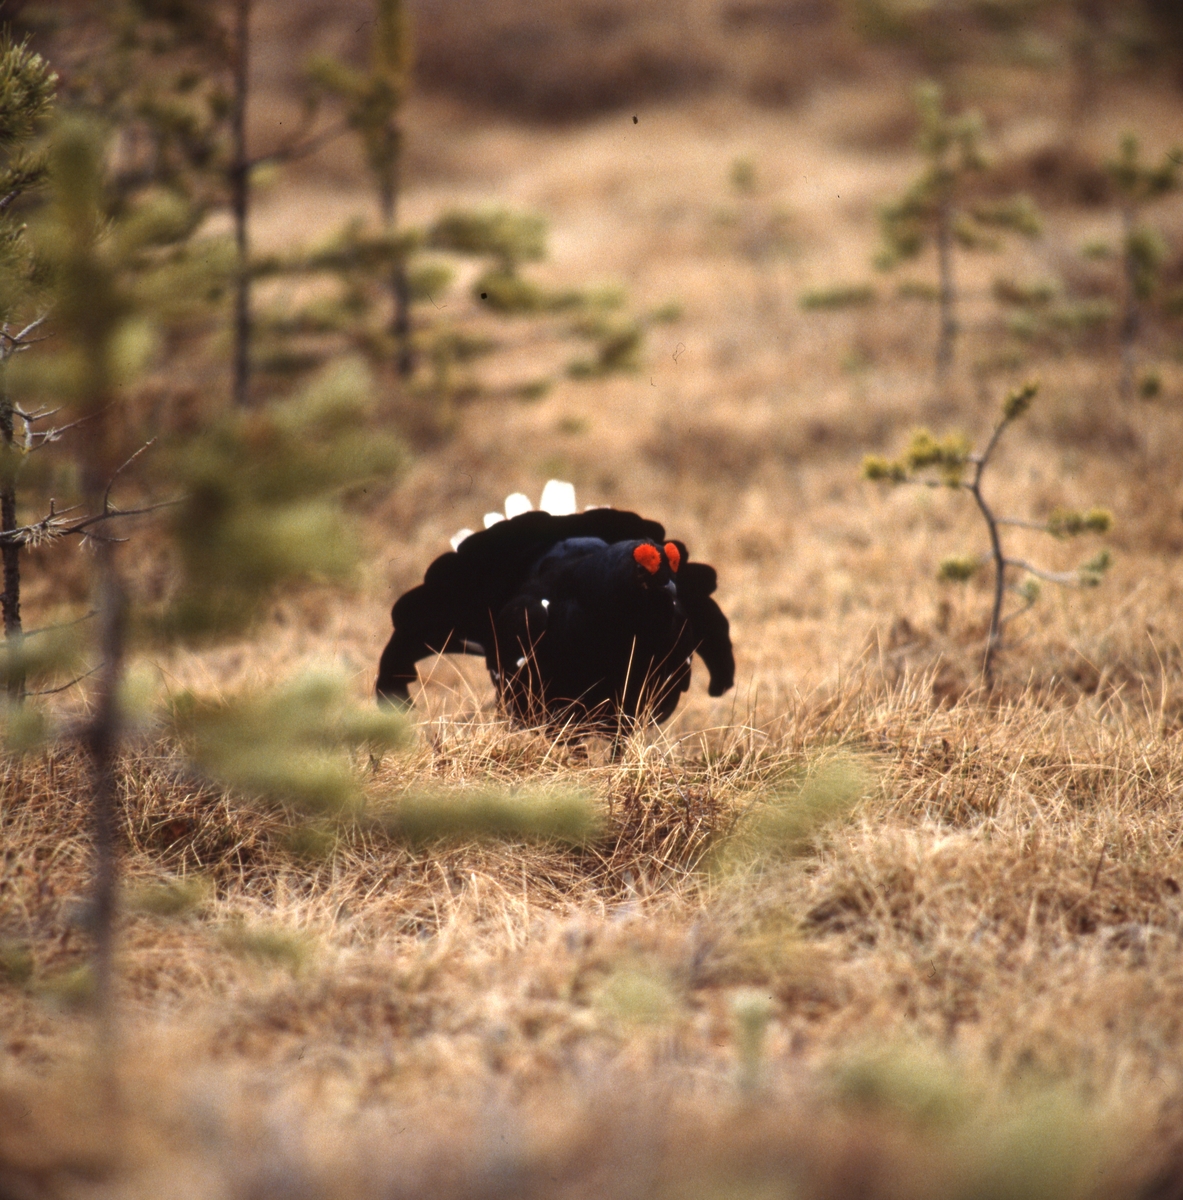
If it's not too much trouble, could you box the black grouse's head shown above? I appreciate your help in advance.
[628,539,682,594]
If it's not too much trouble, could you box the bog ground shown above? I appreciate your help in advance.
[3,9,1183,1198]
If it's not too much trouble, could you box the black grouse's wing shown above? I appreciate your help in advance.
[377,509,665,700]
[672,551,735,698]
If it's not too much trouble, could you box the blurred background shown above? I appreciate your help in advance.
[0,0,1177,711]
[3,8,1183,1198]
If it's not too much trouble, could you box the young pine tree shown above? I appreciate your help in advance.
[92,0,342,406]
[12,116,408,1045]
[0,33,56,700]
[864,381,1112,682]
[877,83,1041,399]
[1105,134,1181,403]
[310,0,415,377]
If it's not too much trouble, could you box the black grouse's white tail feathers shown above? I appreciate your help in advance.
[451,479,578,551]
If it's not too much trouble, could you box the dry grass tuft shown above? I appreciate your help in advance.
[5,670,1183,1196]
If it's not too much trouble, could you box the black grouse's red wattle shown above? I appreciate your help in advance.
[377,506,734,728]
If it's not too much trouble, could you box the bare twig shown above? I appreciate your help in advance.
[0,497,179,548]
[27,662,104,695]
[66,497,182,538]
[24,409,104,451]
[0,314,49,346]
[247,118,347,170]
[994,516,1053,532]
[14,405,64,422]
[22,609,98,638]
[1003,558,1088,587]
[103,439,156,513]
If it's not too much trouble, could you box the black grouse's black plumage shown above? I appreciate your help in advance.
[376,507,734,729]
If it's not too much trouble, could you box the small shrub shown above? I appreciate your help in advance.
[863,381,1113,681]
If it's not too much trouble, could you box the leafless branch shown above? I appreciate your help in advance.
[22,610,98,638]
[25,409,104,451]
[13,405,63,422]
[26,663,104,696]
[4,314,49,344]
[995,517,1052,532]
[69,497,181,537]
[103,439,156,512]
[247,117,347,171]
[0,497,180,548]
[1003,558,1087,587]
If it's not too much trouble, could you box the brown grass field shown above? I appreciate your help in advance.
[4,4,1183,1197]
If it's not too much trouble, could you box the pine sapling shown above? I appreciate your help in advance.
[863,381,1112,682]
[310,0,415,376]
[0,31,56,699]
[427,207,548,311]
[103,0,345,406]
[29,119,140,1045]
[1106,134,1181,402]
[14,123,410,1048]
[877,83,1040,398]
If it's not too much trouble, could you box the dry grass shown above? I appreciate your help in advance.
[5,8,1183,1198]
[6,677,1183,1197]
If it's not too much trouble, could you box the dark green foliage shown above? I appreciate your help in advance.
[1107,134,1181,205]
[474,269,547,313]
[93,2,233,205]
[308,0,410,212]
[309,0,415,375]
[992,277,1059,308]
[162,359,405,637]
[567,319,643,379]
[0,32,56,231]
[0,30,58,699]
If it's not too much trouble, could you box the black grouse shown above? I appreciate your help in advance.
[377,493,734,730]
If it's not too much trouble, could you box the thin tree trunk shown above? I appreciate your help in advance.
[1067,0,1102,134]
[231,0,252,407]
[0,379,23,700]
[380,127,413,378]
[79,372,127,1089]
[392,257,412,378]
[1119,200,1138,404]
[935,198,956,400]
[87,553,125,1033]
[979,491,1006,687]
